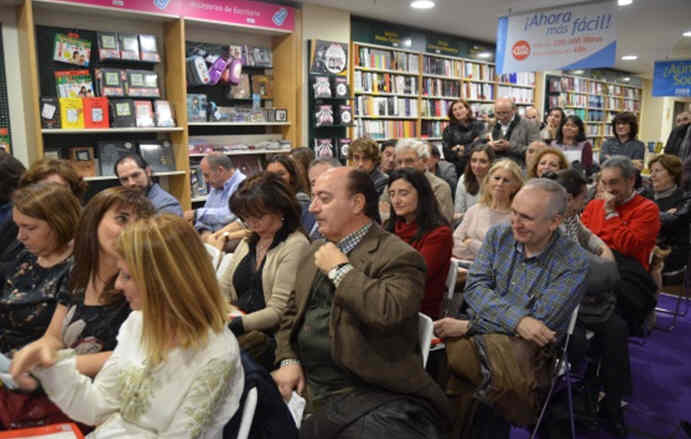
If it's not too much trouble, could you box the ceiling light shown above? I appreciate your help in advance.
[684,31,691,37]
[572,70,585,74]
[621,55,638,61]
[477,52,492,59]
[617,0,632,5]
[410,0,435,9]
[622,77,631,82]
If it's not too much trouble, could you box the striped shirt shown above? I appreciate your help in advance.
[464,223,589,337]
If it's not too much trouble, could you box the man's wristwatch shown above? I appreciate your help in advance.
[327,263,349,281]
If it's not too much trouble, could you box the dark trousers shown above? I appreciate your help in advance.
[583,312,632,412]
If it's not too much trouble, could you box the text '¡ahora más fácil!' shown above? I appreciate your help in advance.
[523,11,613,37]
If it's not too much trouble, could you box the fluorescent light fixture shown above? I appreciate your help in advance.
[410,0,435,9]
[684,31,691,37]
[622,77,631,82]
[617,0,632,5]
[477,52,492,59]
[573,70,585,74]
[403,38,412,47]
[621,55,638,60]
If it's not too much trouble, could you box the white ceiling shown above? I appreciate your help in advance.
[298,0,691,77]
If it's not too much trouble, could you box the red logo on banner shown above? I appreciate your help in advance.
[512,40,531,61]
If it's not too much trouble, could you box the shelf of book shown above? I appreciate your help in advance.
[188,148,291,157]
[42,127,185,134]
[354,91,417,98]
[423,73,463,81]
[84,169,185,181]
[187,122,291,127]
[356,115,418,120]
[354,66,419,76]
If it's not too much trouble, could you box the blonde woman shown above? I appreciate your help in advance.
[453,159,524,261]
[12,215,243,438]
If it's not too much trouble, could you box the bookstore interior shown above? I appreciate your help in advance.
[0,0,690,437]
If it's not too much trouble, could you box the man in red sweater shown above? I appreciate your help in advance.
[581,156,660,271]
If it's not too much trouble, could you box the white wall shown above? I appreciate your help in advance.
[300,3,350,146]
[1,8,29,165]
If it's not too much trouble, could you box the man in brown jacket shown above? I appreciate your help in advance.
[271,167,450,438]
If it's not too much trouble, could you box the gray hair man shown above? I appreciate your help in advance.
[489,97,540,165]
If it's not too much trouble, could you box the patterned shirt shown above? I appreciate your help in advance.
[330,222,373,287]
[464,223,588,337]
[195,170,246,232]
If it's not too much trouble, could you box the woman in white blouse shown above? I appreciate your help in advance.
[11,214,244,438]
[453,159,524,261]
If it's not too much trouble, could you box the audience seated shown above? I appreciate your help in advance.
[524,140,547,174]
[378,140,397,176]
[348,137,389,196]
[380,138,454,222]
[13,215,244,437]
[114,153,183,216]
[428,142,458,197]
[553,169,631,437]
[4,187,153,429]
[265,154,313,232]
[0,184,80,355]
[385,168,452,319]
[289,146,315,192]
[488,97,540,164]
[599,112,645,170]
[453,159,523,261]
[527,146,569,179]
[454,145,495,222]
[640,154,691,274]
[272,168,451,438]
[220,173,309,369]
[442,99,485,176]
[0,152,25,227]
[551,114,594,174]
[540,107,565,143]
[185,152,246,238]
[664,111,690,159]
[435,179,589,438]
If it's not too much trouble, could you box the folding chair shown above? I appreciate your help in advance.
[418,312,434,367]
[656,265,689,331]
[441,258,462,317]
[530,305,580,439]
[236,387,258,439]
[204,243,222,271]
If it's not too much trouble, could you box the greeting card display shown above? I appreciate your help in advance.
[332,77,349,98]
[338,105,353,125]
[139,141,175,173]
[55,70,94,98]
[187,94,208,122]
[110,99,136,127]
[94,68,125,97]
[53,33,91,67]
[314,138,337,159]
[125,70,160,98]
[83,97,109,129]
[119,33,140,60]
[59,97,84,129]
[134,100,155,128]
[315,104,334,127]
[97,140,137,176]
[40,97,60,129]
[312,76,331,98]
[138,34,160,62]
[97,32,120,61]
[154,100,175,127]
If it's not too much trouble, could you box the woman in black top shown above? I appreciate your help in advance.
[443,99,485,175]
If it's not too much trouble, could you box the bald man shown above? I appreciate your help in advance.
[489,97,540,165]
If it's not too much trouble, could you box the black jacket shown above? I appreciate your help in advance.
[664,123,690,158]
[613,251,657,336]
[442,119,485,174]
[641,187,691,272]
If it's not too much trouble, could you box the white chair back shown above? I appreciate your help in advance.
[418,312,434,367]
[204,243,222,271]
[446,258,459,300]
[236,387,258,439]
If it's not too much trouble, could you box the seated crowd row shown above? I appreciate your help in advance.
[0,99,687,439]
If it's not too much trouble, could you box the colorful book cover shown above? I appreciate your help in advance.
[55,70,94,98]
[83,97,109,129]
[53,33,91,67]
[59,97,84,129]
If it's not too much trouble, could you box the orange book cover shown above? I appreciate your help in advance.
[0,423,84,438]
[83,97,109,129]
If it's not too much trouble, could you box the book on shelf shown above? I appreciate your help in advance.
[332,76,349,98]
[421,120,449,138]
[138,34,160,63]
[422,78,460,98]
[94,68,125,97]
[312,76,332,98]
[422,56,462,77]
[496,72,535,86]
[243,45,273,68]
[497,86,533,104]
[110,99,136,127]
[119,33,140,61]
[355,46,419,73]
[68,146,97,177]
[97,32,120,61]
[464,62,494,81]
[53,33,91,67]
[337,138,352,159]
[187,94,208,122]
[83,97,109,129]
[464,82,495,101]
[55,70,94,98]
[190,165,208,197]
[338,105,353,125]
[314,138,338,159]
[354,119,418,139]
[353,71,418,95]
[355,96,418,117]
[134,100,155,128]
[40,97,60,129]
[310,40,348,75]
[251,75,273,99]
[125,70,160,98]
[315,104,334,127]
[422,99,453,118]
[231,155,262,177]
[139,140,175,173]
[59,97,84,129]
[227,74,251,99]
[97,140,138,176]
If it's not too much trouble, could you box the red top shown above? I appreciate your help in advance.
[394,220,453,319]
[581,193,660,271]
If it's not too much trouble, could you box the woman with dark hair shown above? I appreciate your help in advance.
[600,112,645,168]
[385,168,452,319]
[0,153,25,227]
[454,144,495,221]
[4,187,153,428]
[540,107,566,143]
[266,154,313,231]
[641,154,691,274]
[442,99,485,175]
[220,172,309,367]
[551,114,593,173]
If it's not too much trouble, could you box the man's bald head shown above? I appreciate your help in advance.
[495,97,515,124]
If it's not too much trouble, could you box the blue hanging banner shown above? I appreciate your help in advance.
[652,60,691,97]
[496,2,616,74]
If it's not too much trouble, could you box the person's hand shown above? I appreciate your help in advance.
[271,363,305,401]
[205,231,226,250]
[516,316,556,347]
[666,207,678,214]
[184,210,195,222]
[632,159,644,171]
[599,244,615,262]
[602,191,617,213]
[434,318,470,338]
[463,238,473,248]
[314,243,348,274]
[10,342,57,381]
[379,200,391,221]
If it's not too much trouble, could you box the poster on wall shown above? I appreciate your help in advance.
[495,2,616,74]
[310,40,348,75]
[652,60,691,97]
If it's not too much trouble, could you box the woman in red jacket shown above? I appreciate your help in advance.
[385,167,452,319]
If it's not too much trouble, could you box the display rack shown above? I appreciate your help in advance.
[12,0,301,209]
[350,41,536,146]
[544,73,642,149]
